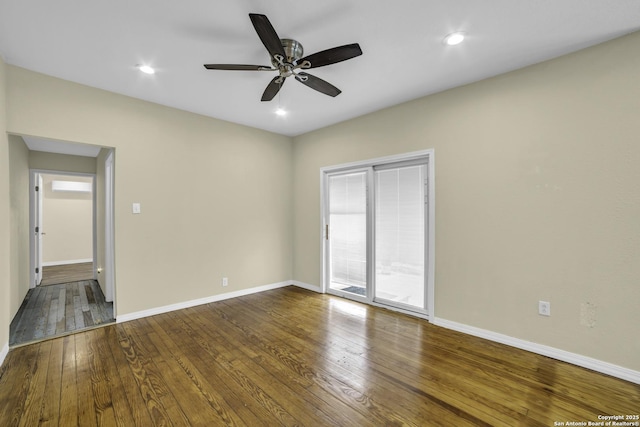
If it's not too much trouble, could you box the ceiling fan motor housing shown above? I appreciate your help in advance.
[271,39,304,78]
[281,39,304,63]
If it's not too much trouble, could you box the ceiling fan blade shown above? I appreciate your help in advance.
[249,13,286,60]
[295,72,341,97]
[261,76,286,101]
[204,64,273,71]
[298,43,362,69]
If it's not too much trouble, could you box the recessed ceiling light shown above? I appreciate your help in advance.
[137,64,155,75]
[444,32,465,46]
[275,108,287,116]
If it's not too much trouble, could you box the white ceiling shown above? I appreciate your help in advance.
[1,1,640,137]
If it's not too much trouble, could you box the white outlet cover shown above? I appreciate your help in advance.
[538,301,551,316]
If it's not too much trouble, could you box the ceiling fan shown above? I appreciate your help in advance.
[204,13,363,101]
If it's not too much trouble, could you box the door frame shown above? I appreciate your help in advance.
[29,169,98,289]
[320,149,435,321]
[104,150,115,304]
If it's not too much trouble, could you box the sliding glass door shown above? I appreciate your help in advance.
[324,154,432,315]
[327,171,369,298]
[374,163,426,310]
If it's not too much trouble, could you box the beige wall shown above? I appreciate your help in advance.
[6,66,293,317]
[293,32,640,371]
[7,135,30,318]
[41,173,93,264]
[0,56,10,353]
[30,150,96,174]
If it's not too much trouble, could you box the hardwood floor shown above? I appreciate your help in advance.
[41,262,94,286]
[0,286,638,426]
[9,280,114,346]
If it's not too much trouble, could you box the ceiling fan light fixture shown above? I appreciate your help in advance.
[275,108,287,116]
[444,32,466,46]
[137,64,156,75]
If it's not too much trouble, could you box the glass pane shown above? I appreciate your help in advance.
[329,172,367,296]
[375,165,425,309]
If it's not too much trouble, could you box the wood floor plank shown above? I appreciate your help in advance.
[0,343,40,425]
[1,287,639,426]
[58,335,78,427]
[38,337,64,426]
[35,287,55,340]
[63,286,75,333]
[18,339,53,427]
[55,288,66,334]
[117,322,179,426]
[74,295,85,330]
[85,328,118,426]
[104,326,156,426]
[75,333,98,427]
[45,296,59,337]
[90,327,137,427]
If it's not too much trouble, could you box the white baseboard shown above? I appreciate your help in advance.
[116,280,293,324]
[0,341,8,368]
[43,258,93,267]
[433,317,640,385]
[291,280,322,293]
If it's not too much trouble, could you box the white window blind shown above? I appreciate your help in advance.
[375,164,425,308]
[329,172,367,286]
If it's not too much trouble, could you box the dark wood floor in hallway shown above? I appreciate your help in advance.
[9,280,114,346]
[41,262,94,286]
[0,286,638,426]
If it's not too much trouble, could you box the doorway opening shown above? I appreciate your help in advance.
[321,150,435,319]
[10,169,114,346]
[9,139,116,347]
[33,172,96,287]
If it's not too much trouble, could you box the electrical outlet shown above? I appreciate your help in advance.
[222,277,228,287]
[538,301,551,316]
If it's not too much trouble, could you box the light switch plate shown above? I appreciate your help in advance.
[132,203,141,214]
